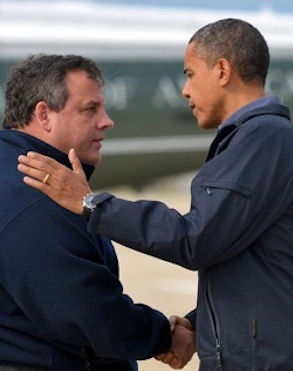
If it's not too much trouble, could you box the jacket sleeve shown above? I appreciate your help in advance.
[0,197,171,360]
[88,121,293,270]
[185,309,196,329]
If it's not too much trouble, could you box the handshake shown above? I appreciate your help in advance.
[155,315,196,369]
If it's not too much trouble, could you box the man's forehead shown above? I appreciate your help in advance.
[66,71,102,94]
[65,69,100,87]
[64,83,104,110]
[184,43,209,67]
[183,48,196,71]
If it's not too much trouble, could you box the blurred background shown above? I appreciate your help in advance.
[1,1,293,369]
[1,0,293,189]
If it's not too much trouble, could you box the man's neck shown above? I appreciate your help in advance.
[221,84,265,125]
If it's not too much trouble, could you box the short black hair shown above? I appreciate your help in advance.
[3,54,104,129]
[189,18,270,85]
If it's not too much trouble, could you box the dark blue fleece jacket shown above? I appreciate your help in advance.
[0,130,171,370]
[87,102,293,370]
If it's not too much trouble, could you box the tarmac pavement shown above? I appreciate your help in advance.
[107,174,200,371]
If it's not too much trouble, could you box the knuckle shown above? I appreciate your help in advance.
[38,163,48,172]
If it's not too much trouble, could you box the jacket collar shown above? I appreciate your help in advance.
[232,104,291,129]
[205,103,291,162]
[218,96,285,130]
[0,130,95,180]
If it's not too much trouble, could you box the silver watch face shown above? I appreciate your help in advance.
[83,193,97,212]
[86,194,96,208]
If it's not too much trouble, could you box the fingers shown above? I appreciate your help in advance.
[155,352,185,369]
[68,149,86,179]
[22,175,50,192]
[18,150,87,185]
[168,324,196,369]
[22,151,56,168]
[155,352,184,369]
[169,316,178,332]
[156,319,196,369]
[170,357,184,369]
[17,150,92,215]
[18,153,55,178]
[155,352,175,364]
[18,163,50,185]
[18,152,71,187]
[169,315,192,331]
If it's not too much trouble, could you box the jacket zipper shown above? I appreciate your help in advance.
[83,347,94,371]
[85,360,91,371]
[206,282,222,368]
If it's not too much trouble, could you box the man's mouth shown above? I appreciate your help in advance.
[189,103,197,115]
[92,138,103,148]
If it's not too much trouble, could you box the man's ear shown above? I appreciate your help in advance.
[215,58,232,87]
[34,101,52,132]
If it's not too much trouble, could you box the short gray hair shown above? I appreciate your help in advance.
[3,54,104,129]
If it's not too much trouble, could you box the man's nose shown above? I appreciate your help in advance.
[97,110,114,130]
[182,80,190,99]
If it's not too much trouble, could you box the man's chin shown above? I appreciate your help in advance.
[91,153,102,166]
[95,156,102,166]
[79,154,101,166]
[197,118,218,130]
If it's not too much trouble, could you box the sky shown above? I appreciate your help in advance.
[94,0,293,13]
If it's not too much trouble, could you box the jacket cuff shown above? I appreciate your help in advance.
[92,192,114,205]
[87,192,114,232]
[185,309,197,329]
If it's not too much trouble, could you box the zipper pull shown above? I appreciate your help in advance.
[83,346,94,371]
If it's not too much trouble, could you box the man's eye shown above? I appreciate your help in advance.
[82,106,97,114]
[87,106,96,112]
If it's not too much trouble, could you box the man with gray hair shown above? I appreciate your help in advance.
[0,54,196,370]
[19,19,293,370]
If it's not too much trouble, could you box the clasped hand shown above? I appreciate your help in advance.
[155,315,196,369]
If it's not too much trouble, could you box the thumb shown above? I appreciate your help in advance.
[68,149,86,179]
[169,315,179,332]
[169,315,192,331]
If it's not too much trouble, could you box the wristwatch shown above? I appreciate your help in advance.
[82,193,98,218]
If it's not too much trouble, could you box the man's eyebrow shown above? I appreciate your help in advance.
[84,100,101,107]
[79,101,101,111]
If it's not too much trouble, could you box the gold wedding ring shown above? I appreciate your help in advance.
[42,173,50,184]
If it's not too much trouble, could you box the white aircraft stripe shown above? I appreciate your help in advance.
[102,134,214,155]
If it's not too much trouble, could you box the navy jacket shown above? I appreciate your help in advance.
[88,102,293,370]
[0,130,171,370]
